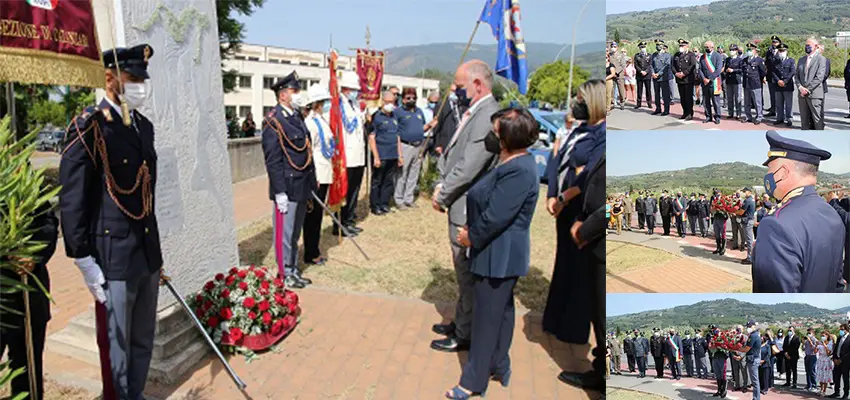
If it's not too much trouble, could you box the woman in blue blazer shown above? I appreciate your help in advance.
[444,108,540,399]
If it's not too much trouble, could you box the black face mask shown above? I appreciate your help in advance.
[571,101,589,121]
[455,87,471,107]
[705,47,711,53]
[484,130,501,154]
[656,45,662,51]
[404,100,415,109]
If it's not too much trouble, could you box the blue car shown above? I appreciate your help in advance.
[527,109,566,183]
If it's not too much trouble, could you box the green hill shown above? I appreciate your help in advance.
[606,0,850,41]
[607,298,841,333]
[606,161,848,194]
[384,42,605,79]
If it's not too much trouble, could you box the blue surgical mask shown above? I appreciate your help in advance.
[347,91,359,103]
[763,168,784,199]
[805,45,813,54]
[322,102,331,115]
[449,92,458,102]
[746,50,753,57]
[841,330,846,337]
[428,101,437,109]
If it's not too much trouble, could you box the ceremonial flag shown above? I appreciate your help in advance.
[327,49,348,212]
[0,0,103,87]
[355,49,384,101]
[478,0,529,94]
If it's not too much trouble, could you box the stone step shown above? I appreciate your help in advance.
[148,339,211,384]
[46,328,100,367]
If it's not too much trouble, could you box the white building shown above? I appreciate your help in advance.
[222,44,440,122]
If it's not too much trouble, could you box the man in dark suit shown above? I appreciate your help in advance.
[784,327,801,388]
[636,192,646,230]
[59,44,164,400]
[644,193,658,235]
[698,193,710,238]
[666,329,684,380]
[773,43,796,127]
[686,193,700,236]
[682,331,695,377]
[431,83,466,156]
[651,328,666,378]
[831,324,850,398]
[673,39,698,120]
[624,333,637,373]
[634,41,653,108]
[659,190,674,236]
[698,40,725,124]
[673,192,687,238]
[764,36,782,117]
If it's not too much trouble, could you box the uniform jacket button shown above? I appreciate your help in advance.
[145,227,150,234]
[123,159,128,164]
[104,229,110,234]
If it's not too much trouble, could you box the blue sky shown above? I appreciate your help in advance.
[608,294,850,317]
[237,0,605,52]
[607,0,714,15]
[607,130,850,176]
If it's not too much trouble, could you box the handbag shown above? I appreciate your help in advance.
[771,344,780,355]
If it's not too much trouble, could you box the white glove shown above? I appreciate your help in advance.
[74,256,106,304]
[275,193,289,214]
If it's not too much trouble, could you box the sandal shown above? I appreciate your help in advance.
[445,386,482,399]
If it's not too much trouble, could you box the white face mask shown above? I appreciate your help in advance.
[382,104,394,113]
[730,50,738,57]
[822,336,827,342]
[685,335,690,339]
[289,92,303,109]
[778,51,787,59]
[654,332,660,337]
[121,82,148,110]
[640,48,647,54]
[746,327,753,334]
[746,50,753,58]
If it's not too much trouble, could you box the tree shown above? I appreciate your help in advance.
[614,29,621,45]
[0,84,51,139]
[217,0,266,93]
[527,61,591,107]
[28,100,65,129]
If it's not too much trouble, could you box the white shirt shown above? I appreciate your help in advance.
[306,110,334,185]
[446,93,494,150]
[421,106,435,137]
[340,98,366,168]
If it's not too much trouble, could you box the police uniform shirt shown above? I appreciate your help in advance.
[261,103,317,202]
[741,196,756,222]
[752,185,845,293]
[634,51,652,78]
[59,99,163,281]
[370,110,400,161]
[725,55,745,84]
[745,331,762,363]
[744,56,766,90]
[394,106,426,145]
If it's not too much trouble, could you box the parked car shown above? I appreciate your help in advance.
[36,130,64,152]
[527,108,566,183]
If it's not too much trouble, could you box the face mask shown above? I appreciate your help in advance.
[122,82,148,110]
[455,87,470,107]
[805,45,813,54]
[685,335,690,339]
[428,101,437,109]
[788,331,793,336]
[484,130,501,154]
[571,101,589,120]
[778,332,783,337]
[705,47,711,53]
[640,48,647,54]
[746,327,753,333]
[679,46,686,52]
[746,50,753,57]
[404,100,416,109]
[654,332,660,337]
[778,51,787,59]
[822,336,827,341]
[609,48,617,54]
[382,104,394,113]
[763,168,784,199]
[730,50,738,56]
[321,102,331,115]
[841,330,846,337]
[289,92,303,109]
[656,45,662,51]
[347,91,359,103]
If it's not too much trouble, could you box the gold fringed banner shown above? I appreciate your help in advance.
[0,0,103,88]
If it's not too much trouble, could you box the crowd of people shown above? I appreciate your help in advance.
[609,322,850,399]
[605,35,850,130]
[0,43,609,399]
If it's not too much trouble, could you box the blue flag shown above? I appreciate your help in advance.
[478,0,529,94]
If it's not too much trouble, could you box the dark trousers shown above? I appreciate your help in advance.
[805,354,816,389]
[688,214,698,235]
[370,161,398,210]
[637,213,645,229]
[303,183,329,261]
[678,83,695,116]
[637,78,652,106]
[713,357,728,397]
[675,214,685,237]
[645,214,655,234]
[767,81,777,111]
[337,166,364,226]
[698,216,707,237]
[759,366,770,393]
[0,319,47,400]
[654,356,665,377]
[661,214,671,235]
[834,362,850,396]
[703,89,722,120]
[786,357,798,386]
[654,80,671,113]
[627,354,636,372]
[637,356,647,377]
[459,276,517,393]
[776,351,785,375]
[669,356,682,378]
[683,353,695,376]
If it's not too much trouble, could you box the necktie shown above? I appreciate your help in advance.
[557,130,589,192]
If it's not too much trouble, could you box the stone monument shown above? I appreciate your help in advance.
[47,0,238,385]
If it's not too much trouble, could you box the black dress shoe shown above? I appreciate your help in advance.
[719,250,725,256]
[284,276,306,289]
[703,118,712,123]
[371,208,386,216]
[347,225,363,233]
[304,256,327,266]
[651,110,661,115]
[765,111,776,117]
[292,270,312,285]
[754,120,762,125]
[741,259,752,265]
[430,337,470,352]
[660,112,669,116]
[432,322,456,336]
[785,121,793,127]
[685,115,693,121]
[331,228,358,237]
[679,115,687,120]
[634,105,641,109]
[380,206,391,213]
[714,119,721,124]
[712,249,719,254]
[558,371,605,392]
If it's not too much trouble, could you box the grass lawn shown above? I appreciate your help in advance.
[606,387,669,400]
[605,241,676,274]
[238,188,558,312]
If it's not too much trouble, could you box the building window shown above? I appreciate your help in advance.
[263,106,274,116]
[239,106,251,119]
[311,63,320,67]
[299,61,309,66]
[263,76,276,89]
[234,55,246,60]
[225,106,236,118]
[247,56,260,61]
[281,59,292,64]
[238,75,252,88]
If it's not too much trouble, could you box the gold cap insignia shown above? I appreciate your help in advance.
[767,151,787,158]
[143,46,151,63]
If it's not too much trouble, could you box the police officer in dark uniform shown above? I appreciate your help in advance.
[633,41,653,108]
[0,197,59,400]
[710,325,730,398]
[828,190,850,286]
[650,40,672,116]
[624,332,636,373]
[650,328,666,378]
[673,38,698,120]
[636,192,646,230]
[711,191,729,255]
[765,36,782,117]
[725,44,745,120]
[660,190,674,236]
[634,330,650,378]
[695,329,710,379]
[752,130,845,293]
[683,330,695,378]
[59,44,164,400]
[743,43,767,124]
[698,193,710,237]
[772,43,796,127]
[262,71,317,289]
[687,193,700,236]
[367,91,403,215]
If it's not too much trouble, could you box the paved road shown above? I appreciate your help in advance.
[610,357,827,399]
[608,80,849,131]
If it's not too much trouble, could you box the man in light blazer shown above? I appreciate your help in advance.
[430,60,499,352]
[795,38,827,130]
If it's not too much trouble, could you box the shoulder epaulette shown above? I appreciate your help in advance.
[62,106,102,160]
